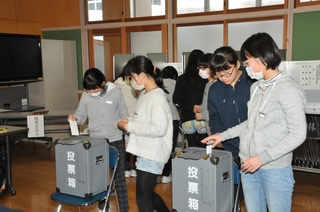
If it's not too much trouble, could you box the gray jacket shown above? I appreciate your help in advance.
[75,82,128,142]
[221,74,307,169]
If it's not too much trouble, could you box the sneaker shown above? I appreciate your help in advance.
[125,170,131,178]
[161,175,172,183]
[130,169,137,177]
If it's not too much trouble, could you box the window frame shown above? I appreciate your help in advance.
[295,0,320,7]
[174,0,288,18]
[85,0,168,24]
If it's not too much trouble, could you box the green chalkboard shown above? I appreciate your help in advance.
[292,11,320,61]
[42,30,83,89]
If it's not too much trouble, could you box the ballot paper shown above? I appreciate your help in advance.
[69,120,79,136]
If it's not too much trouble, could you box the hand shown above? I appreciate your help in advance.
[1,183,5,192]
[68,114,77,121]
[195,112,203,120]
[241,156,263,173]
[117,118,129,131]
[201,133,222,148]
[193,105,201,114]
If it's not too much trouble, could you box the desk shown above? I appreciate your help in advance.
[0,110,73,126]
[0,110,74,153]
[0,125,28,195]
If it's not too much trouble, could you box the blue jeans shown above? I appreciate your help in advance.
[241,165,295,212]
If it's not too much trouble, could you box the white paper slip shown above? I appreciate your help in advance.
[206,140,213,155]
[27,115,44,137]
[69,120,79,136]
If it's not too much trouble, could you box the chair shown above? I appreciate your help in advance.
[50,145,120,212]
[233,162,241,212]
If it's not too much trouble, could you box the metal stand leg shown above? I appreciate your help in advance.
[5,135,16,195]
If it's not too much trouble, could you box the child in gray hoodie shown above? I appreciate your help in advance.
[202,33,306,212]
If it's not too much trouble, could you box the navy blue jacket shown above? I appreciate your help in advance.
[208,66,255,161]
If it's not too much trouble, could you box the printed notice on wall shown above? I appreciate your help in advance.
[27,115,45,137]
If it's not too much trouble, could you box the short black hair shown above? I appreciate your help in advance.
[210,46,239,73]
[240,32,281,70]
[162,66,178,80]
[83,68,105,90]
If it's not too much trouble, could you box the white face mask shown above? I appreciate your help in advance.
[131,80,145,91]
[89,91,101,97]
[246,59,264,80]
[199,69,210,79]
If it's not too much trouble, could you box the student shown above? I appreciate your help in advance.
[173,49,207,147]
[117,56,172,212]
[159,65,180,184]
[68,68,129,212]
[202,33,307,212]
[193,53,216,136]
[114,71,138,178]
[207,46,255,165]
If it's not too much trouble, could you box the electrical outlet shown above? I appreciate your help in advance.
[300,64,320,89]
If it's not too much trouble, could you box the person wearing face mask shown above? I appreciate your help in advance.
[202,33,307,212]
[114,71,140,178]
[193,53,216,136]
[68,68,130,212]
[173,49,208,148]
[206,46,255,165]
[117,56,172,212]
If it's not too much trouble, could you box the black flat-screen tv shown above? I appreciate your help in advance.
[0,33,43,84]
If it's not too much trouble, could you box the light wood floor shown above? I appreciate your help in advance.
[0,140,320,212]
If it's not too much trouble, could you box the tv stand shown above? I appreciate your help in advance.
[6,105,45,112]
[0,83,43,112]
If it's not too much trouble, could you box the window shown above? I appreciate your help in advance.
[296,0,320,7]
[228,19,284,50]
[87,0,103,21]
[127,0,165,18]
[176,0,285,15]
[299,0,320,2]
[176,0,224,15]
[130,31,162,55]
[228,0,284,9]
[177,24,223,62]
[152,0,161,6]
[87,0,165,22]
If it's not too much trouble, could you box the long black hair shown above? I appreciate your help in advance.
[123,55,169,94]
[184,49,204,87]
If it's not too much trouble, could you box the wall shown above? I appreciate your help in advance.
[0,0,41,34]
[28,39,79,112]
[292,11,320,61]
[0,0,82,88]
[0,0,80,35]
[42,30,83,89]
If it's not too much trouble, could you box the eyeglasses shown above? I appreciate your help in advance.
[214,66,235,79]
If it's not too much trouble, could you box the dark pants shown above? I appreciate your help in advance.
[162,120,179,176]
[136,170,170,212]
[109,139,129,212]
